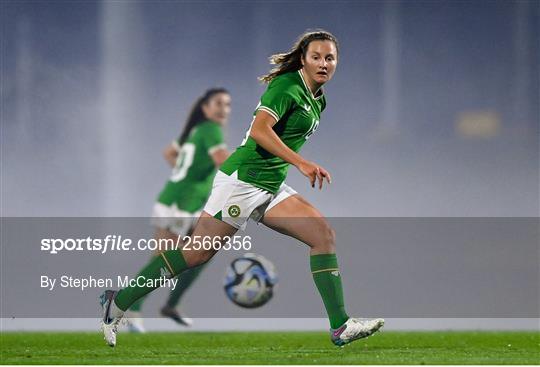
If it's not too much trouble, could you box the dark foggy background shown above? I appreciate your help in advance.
[2,0,538,217]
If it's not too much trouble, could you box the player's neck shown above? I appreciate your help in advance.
[300,69,323,96]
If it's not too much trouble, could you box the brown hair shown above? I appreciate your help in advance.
[259,29,339,83]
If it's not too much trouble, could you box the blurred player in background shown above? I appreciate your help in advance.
[101,30,384,347]
[125,88,231,333]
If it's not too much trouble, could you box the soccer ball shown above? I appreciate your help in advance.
[223,253,277,308]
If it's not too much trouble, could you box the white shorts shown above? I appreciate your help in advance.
[203,171,297,230]
[151,202,201,236]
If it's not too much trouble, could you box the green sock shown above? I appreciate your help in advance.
[115,250,187,311]
[128,255,160,312]
[166,263,205,308]
[310,253,349,329]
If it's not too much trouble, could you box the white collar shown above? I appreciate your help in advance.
[298,69,323,100]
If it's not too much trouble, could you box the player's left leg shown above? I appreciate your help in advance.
[261,193,384,346]
[262,194,347,327]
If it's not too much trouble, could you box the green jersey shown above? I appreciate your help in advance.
[158,120,225,212]
[221,70,326,193]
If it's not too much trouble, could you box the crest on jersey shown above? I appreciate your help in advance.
[228,205,241,218]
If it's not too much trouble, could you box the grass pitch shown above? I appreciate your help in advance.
[1,331,538,364]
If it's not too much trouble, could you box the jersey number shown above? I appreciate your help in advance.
[170,143,195,182]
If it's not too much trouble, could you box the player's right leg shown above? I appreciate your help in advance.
[100,171,269,346]
[125,226,179,333]
[99,213,236,347]
[125,202,194,332]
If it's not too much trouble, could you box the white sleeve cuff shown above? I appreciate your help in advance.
[208,143,227,155]
[256,106,280,122]
[171,140,181,151]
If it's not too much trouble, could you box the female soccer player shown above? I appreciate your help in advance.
[101,30,384,347]
[126,88,231,332]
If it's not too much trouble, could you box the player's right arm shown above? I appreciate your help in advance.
[210,148,229,167]
[163,141,180,167]
[250,110,331,189]
[203,122,229,168]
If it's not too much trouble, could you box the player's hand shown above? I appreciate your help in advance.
[296,160,332,189]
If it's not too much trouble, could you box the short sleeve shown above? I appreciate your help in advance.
[171,138,181,151]
[256,80,296,122]
[199,123,226,156]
